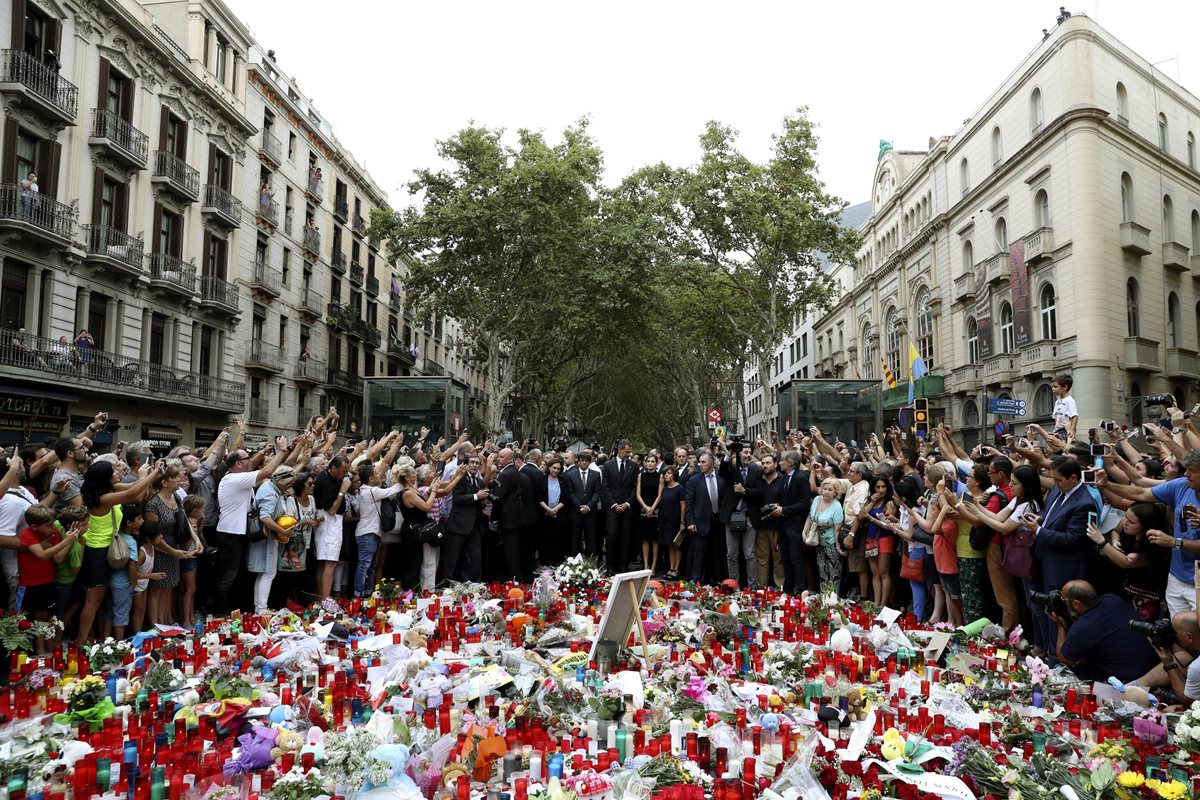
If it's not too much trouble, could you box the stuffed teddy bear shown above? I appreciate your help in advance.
[846,687,868,722]
[271,729,305,763]
[402,628,429,651]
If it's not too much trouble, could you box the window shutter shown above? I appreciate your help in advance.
[38,139,60,199]
[159,106,170,150]
[1,119,18,184]
[91,168,104,226]
[10,0,24,51]
[207,142,217,184]
[119,77,133,121]
[116,180,129,231]
[97,58,110,113]
[201,231,211,276]
[151,203,162,254]
[176,120,188,159]
[46,16,61,54]
[170,210,183,256]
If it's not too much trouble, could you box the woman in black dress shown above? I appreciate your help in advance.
[657,465,686,579]
[636,453,663,575]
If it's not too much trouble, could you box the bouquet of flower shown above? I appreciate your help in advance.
[757,641,814,686]
[263,767,327,800]
[54,675,117,730]
[321,729,383,791]
[0,612,63,652]
[1173,700,1200,751]
[590,686,626,721]
[554,554,603,590]
[86,637,132,671]
[141,660,185,693]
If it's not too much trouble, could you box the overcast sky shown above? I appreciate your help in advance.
[226,0,1200,210]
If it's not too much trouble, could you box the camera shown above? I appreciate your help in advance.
[1100,420,1118,432]
[1144,393,1177,407]
[1129,618,1176,647]
[760,504,779,516]
[551,436,568,452]
[710,435,719,449]
[1089,444,1108,457]
[728,434,746,450]
[1081,468,1097,484]
[1030,589,1069,619]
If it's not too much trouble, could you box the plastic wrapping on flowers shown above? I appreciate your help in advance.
[4,582,1200,800]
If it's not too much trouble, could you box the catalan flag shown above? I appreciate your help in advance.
[880,356,898,388]
[907,342,929,405]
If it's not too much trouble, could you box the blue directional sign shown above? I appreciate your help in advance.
[988,397,1027,417]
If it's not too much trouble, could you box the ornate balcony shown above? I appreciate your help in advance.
[349,261,363,286]
[199,276,239,315]
[201,184,242,228]
[0,325,244,412]
[306,173,324,202]
[148,253,196,297]
[302,226,321,257]
[333,196,348,222]
[248,397,270,424]
[0,49,78,126]
[259,132,282,167]
[388,337,417,366]
[251,258,283,298]
[327,302,355,331]
[299,287,323,319]
[88,109,148,169]
[983,252,1010,285]
[151,151,199,202]
[1123,336,1161,372]
[953,272,976,304]
[1163,241,1190,273]
[82,224,143,279]
[246,340,284,373]
[366,275,380,295]
[1167,347,1200,379]
[0,183,74,246]
[1120,221,1152,256]
[295,357,326,385]
[353,213,367,234]
[334,251,349,275]
[981,355,1017,384]
[1023,226,1055,266]
[256,196,279,230]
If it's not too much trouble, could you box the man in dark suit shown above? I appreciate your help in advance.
[1028,455,1099,664]
[673,446,694,485]
[490,448,524,581]
[443,453,488,581]
[768,450,812,594]
[601,439,639,573]
[516,450,544,577]
[718,441,764,586]
[684,451,725,583]
[564,450,600,558]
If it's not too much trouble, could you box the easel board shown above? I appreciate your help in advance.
[587,569,653,663]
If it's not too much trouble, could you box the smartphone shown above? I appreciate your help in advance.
[1101,420,1117,432]
[994,436,1006,447]
[1087,511,1098,529]
[1089,444,1107,457]
[1081,468,1097,484]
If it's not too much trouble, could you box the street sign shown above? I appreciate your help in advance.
[707,407,723,424]
[994,419,1008,437]
[988,397,1027,417]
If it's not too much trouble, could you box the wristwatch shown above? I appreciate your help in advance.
[1176,537,1184,549]
[1165,662,1180,671]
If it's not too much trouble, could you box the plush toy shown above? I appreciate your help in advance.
[846,687,868,722]
[300,726,325,762]
[271,729,305,762]
[359,743,420,800]
[441,763,470,798]
[402,628,429,651]
[224,726,279,778]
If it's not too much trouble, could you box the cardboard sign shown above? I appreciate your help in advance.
[588,569,653,662]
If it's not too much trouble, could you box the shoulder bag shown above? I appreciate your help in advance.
[245,495,266,543]
[899,545,925,581]
[968,524,992,552]
[106,508,129,567]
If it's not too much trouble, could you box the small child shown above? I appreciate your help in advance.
[53,506,88,632]
[130,520,165,636]
[106,503,144,640]
[1051,374,1078,442]
[17,505,83,651]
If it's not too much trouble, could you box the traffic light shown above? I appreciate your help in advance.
[914,398,930,439]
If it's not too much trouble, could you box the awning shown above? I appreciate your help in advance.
[0,383,80,403]
[142,423,184,441]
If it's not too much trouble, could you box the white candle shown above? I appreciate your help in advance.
[669,719,683,754]
[529,752,543,781]
[587,719,598,742]
[607,725,617,752]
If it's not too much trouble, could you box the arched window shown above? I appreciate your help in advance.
[1121,172,1134,222]
[861,324,874,380]
[886,307,902,381]
[1116,82,1129,125]
[991,126,1004,165]
[1040,283,1057,340]
[1127,278,1140,336]
[964,399,980,429]
[1000,303,1014,353]
[1169,292,1181,348]
[995,217,1008,250]
[1034,384,1055,418]
[1159,113,1169,151]
[1189,132,1196,168]
[1031,88,1044,133]
[915,289,934,368]
[962,240,974,275]
[1164,195,1175,240]
[966,317,979,365]
[1034,189,1050,228]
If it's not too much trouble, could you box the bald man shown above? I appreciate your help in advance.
[491,447,525,580]
[1136,610,1200,705]
[1048,579,1157,683]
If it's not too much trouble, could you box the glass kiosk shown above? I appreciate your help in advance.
[363,377,469,442]
[775,380,882,446]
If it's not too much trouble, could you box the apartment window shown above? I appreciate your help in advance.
[1189,132,1196,168]
[915,289,934,368]
[962,240,974,275]
[160,110,187,159]
[1116,82,1129,125]
[966,317,979,364]
[960,158,970,195]
[204,232,229,280]
[1000,303,1014,353]
[1034,189,1050,228]
[1163,194,1175,240]
[995,217,1008,250]
[1033,384,1054,418]
[1127,278,1140,336]
[282,249,290,285]
[991,126,1003,166]
[964,399,980,428]
[1030,88,1044,133]
[860,324,874,379]
[213,32,229,84]
[1,263,28,329]
[1169,292,1181,348]
[801,332,808,357]
[1193,210,1200,249]
[198,326,214,376]
[886,307,902,381]
[1040,284,1057,340]
[288,132,297,161]
[100,63,134,121]
[208,146,232,191]
[1121,172,1134,222]
[278,317,287,350]
[149,313,166,364]
[256,232,268,266]
[93,173,128,230]
[155,206,182,257]
[87,294,108,350]
[1158,113,1169,151]
[15,128,37,179]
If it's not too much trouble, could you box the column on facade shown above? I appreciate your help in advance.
[205,23,218,71]
[24,267,43,336]
[75,287,91,334]
[110,299,124,357]
[140,307,152,362]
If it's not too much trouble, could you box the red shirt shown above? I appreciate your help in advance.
[987,483,1016,545]
[17,527,60,586]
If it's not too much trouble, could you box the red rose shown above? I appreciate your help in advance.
[818,766,837,788]
[17,619,30,630]
[831,783,848,800]
[896,782,920,800]
[842,761,863,777]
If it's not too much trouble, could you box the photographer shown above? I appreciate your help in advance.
[1044,580,1158,681]
[1134,608,1200,705]
[718,437,763,587]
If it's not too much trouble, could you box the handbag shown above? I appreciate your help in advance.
[1002,524,1037,579]
[802,522,819,548]
[968,524,992,552]
[106,509,129,567]
[729,509,749,533]
[411,519,443,547]
[673,527,688,546]
[245,499,266,543]
[900,549,925,581]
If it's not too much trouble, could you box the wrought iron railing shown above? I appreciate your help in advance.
[0,183,74,239]
[82,224,143,271]
[0,49,78,118]
[90,108,149,164]
[148,253,196,293]
[152,151,199,196]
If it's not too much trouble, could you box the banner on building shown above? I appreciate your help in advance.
[974,256,993,360]
[1010,239,1032,348]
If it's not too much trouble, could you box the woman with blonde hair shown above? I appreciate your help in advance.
[397,462,465,590]
[144,463,196,626]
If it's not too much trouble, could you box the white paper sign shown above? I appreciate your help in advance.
[874,607,901,628]
[863,759,975,800]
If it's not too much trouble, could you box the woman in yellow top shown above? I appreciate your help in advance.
[77,459,160,643]
[955,463,990,623]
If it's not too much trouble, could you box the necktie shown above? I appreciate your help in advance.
[738,467,747,511]
[581,469,587,490]
[708,474,718,510]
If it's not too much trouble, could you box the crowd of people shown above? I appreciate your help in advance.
[4,374,1200,699]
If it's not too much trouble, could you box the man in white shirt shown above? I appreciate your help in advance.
[213,439,290,613]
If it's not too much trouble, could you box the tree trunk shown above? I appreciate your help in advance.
[757,357,775,439]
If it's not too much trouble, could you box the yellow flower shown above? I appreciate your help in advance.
[1145,779,1162,792]
[1157,780,1187,800]
[1116,772,1145,789]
